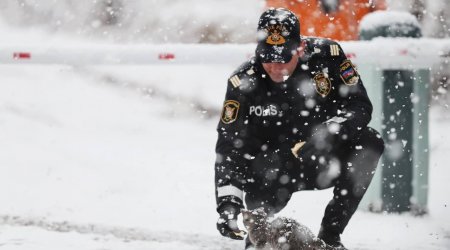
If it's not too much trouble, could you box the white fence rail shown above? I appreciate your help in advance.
[0,38,449,69]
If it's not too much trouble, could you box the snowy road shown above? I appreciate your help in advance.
[0,215,242,250]
[0,213,448,250]
[0,64,449,250]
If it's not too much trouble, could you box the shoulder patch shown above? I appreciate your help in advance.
[221,100,240,124]
[340,60,359,85]
[330,44,340,56]
[313,73,331,97]
[229,75,241,88]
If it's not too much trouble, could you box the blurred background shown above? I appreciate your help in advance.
[0,0,448,43]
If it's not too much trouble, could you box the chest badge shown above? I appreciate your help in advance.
[221,100,240,124]
[313,73,331,97]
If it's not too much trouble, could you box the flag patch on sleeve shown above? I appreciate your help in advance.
[340,60,360,85]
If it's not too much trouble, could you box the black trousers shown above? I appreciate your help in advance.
[243,127,385,235]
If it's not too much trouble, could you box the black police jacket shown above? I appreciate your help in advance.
[214,37,373,211]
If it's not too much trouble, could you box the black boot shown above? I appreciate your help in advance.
[318,228,348,250]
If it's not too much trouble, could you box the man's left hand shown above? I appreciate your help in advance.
[293,122,342,168]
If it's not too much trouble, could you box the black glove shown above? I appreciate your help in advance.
[216,204,246,240]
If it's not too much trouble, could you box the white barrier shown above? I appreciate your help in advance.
[0,44,254,65]
[0,38,449,69]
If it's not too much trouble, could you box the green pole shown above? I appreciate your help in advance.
[359,11,425,213]
[411,69,430,214]
[381,71,415,212]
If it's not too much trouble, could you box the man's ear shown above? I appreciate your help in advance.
[297,40,307,58]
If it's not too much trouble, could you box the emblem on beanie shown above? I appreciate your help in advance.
[266,25,288,45]
[313,73,332,97]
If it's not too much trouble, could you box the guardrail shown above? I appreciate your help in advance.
[0,38,448,69]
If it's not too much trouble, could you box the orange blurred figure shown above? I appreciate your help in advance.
[266,0,387,41]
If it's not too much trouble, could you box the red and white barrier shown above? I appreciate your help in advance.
[0,38,448,69]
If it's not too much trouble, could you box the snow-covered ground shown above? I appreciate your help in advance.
[0,61,449,249]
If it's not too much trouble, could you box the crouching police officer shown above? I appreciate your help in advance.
[214,8,384,250]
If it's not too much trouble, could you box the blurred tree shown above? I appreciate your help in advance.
[95,0,123,26]
[411,0,426,21]
[435,8,450,38]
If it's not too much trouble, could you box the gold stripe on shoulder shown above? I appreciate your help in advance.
[229,75,241,88]
[330,44,339,56]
